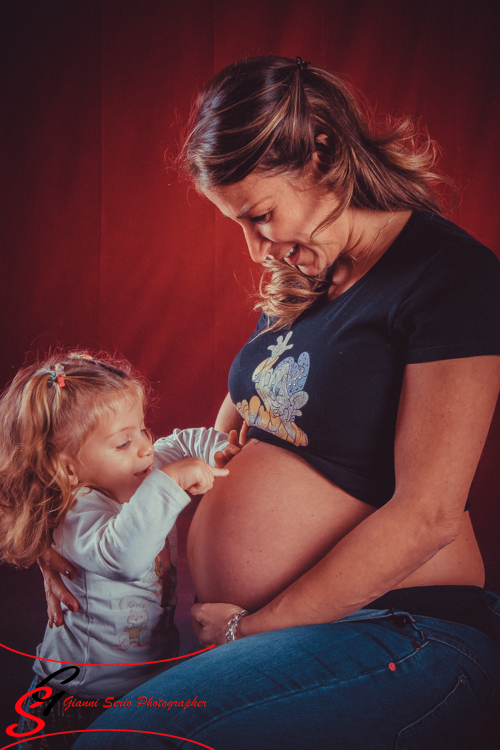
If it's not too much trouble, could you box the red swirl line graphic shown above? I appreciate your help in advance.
[0,641,215,666]
[0,729,215,750]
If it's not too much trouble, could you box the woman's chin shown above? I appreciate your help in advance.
[297,262,325,277]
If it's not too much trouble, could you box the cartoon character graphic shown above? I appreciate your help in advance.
[236,331,310,446]
[118,596,152,650]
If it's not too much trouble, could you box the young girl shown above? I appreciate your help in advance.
[0,351,234,748]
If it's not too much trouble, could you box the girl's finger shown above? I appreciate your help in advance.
[209,466,229,477]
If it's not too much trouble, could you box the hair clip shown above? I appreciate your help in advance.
[295,56,311,71]
[54,364,66,388]
[72,353,127,379]
[40,367,65,388]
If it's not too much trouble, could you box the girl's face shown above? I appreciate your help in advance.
[203,169,349,277]
[71,394,153,504]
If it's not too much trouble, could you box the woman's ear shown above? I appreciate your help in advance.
[312,134,330,175]
[59,453,80,487]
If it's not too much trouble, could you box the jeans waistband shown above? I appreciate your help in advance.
[362,585,496,642]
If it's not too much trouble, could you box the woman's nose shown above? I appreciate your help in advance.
[242,226,271,263]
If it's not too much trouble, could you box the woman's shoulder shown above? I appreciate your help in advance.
[383,211,500,297]
[400,211,498,265]
[389,213,500,363]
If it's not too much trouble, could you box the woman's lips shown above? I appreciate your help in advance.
[283,245,301,265]
[134,465,152,479]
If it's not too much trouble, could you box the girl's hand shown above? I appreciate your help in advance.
[191,602,246,647]
[37,548,79,628]
[161,457,228,494]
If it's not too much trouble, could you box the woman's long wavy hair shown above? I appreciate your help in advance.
[0,352,148,567]
[180,55,454,328]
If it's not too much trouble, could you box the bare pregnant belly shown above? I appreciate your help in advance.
[187,442,485,612]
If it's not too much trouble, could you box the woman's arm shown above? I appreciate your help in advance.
[193,356,500,644]
[215,392,244,433]
[38,548,79,627]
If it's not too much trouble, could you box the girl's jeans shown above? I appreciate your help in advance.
[71,594,500,750]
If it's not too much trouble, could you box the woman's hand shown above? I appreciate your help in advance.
[161,457,228,494]
[213,427,247,469]
[37,548,79,628]
[191,602,246,647]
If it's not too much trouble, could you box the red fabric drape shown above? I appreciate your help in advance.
[1,0,500,587]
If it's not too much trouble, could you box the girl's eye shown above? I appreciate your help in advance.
[116,441,131,450]
[249,212,270,224]
[142,428,152,440]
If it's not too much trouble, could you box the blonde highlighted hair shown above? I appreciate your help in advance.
[0,351,148,567]
[180,55,455,329]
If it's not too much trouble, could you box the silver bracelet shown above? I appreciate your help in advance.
[225,609,248,642]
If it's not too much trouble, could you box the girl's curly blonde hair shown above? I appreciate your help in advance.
[0,351,148,567]
[180,55,455,329]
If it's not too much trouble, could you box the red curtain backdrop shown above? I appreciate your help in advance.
[1,0,500,579]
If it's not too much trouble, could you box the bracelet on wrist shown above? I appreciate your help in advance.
[225,609,248,643]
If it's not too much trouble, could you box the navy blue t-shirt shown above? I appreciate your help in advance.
[228,212,500,508]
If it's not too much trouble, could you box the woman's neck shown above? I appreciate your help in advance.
[327,210,412,300]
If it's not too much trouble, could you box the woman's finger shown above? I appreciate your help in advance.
[191,602,204,621]
[38,557,80,616]
[39,546,77,580]
[191,617,203,642]
[213,446,239,469]
[46,589,65,628]
[239,421,249,445]
[213,450,225,469]
[227,429,240,446]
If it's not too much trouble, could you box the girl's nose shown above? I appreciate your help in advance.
[138,432,153,456]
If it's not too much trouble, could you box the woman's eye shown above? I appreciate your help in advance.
[249,212,270,224]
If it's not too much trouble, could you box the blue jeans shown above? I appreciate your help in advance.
[72,597,499,750]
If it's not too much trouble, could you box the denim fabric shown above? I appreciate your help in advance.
[16,673,109,750]
[72,596,500,750]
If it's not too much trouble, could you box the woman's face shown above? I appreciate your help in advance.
[203,170,349,277]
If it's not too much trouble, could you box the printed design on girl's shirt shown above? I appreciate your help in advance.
[116,531,177,651]
[118,595,153,650]
[236,331,310,446]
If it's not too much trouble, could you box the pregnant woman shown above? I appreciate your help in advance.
[67,56,500,747]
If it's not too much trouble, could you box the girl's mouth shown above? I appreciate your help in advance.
[134,465,152,479]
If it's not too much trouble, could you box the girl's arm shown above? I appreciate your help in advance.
[153,426,231,467]
[60,457,227,581]
[39,427,232,622]
[58,471,191,581]
[193,355,500,644]
[156,426,244,470]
